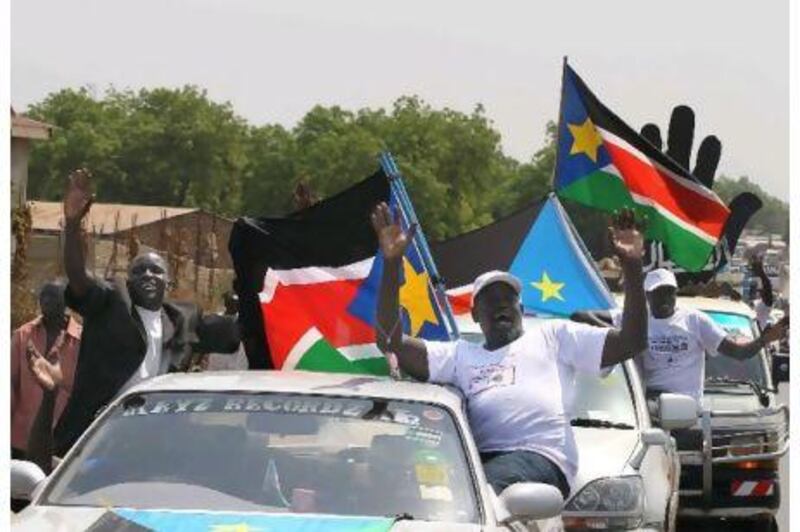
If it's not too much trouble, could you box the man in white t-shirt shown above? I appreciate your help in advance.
[370,204,649,498]
[575,268,789,402]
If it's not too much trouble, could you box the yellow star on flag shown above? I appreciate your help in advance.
[567,117,604,163]
[531,272,566,302]
[399,257,440,336]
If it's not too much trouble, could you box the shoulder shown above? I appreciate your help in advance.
[14,317,40,337]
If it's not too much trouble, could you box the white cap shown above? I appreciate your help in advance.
[471,271,522,306]
[644,268,678,292]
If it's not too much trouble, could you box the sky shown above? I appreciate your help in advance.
[11,0,790,197]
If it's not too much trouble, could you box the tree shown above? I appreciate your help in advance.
[28,86,249,215]
[713,175,789,235]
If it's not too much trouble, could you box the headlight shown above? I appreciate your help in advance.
[562,476,644,530]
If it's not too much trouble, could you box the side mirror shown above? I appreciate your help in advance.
[498,482,563,522]
[11,460,46,501]
[772,353,789,384]
[659,393,698,430]
[629,428,670,470]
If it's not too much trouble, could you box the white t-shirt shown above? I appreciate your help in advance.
[753,300,773,330]
[424,321,609,489]
[611,307,728,400]
[120,306,165,394]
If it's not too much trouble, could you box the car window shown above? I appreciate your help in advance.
[460,330,637,426]
[43,393,479,523]
[703,311,768,388]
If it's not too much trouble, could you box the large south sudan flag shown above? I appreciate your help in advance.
[554,63,730,272]
[432,194,615,317]
[229,170,452,371]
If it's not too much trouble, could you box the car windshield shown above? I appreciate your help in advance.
[43,392,479,523]
[461,330,637,427]
[703,311,768,388]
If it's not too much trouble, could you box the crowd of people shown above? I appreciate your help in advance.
[10,172,790,509]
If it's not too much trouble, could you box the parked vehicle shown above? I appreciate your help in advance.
[12,371,564,531]
[673,297,789,530]
[457,315,694,532]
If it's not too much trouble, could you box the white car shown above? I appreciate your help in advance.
[12,371,564,531]
[457,315,695,532]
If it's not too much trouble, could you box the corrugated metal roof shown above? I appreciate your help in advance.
[29,200,199,235]
[11,108,54,140]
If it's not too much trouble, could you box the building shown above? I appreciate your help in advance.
[11,108,54,208]
[27,201,236,302]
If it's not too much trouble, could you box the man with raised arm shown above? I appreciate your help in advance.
[573,268,789,402]
[370,203,648,498]
[52,169,203,455]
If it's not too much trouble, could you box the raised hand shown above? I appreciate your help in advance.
[641,105,721,189]
[27,341,63,392]
[641,106,762,280]
[370,202,417,261]
[762,316,789,344]
[63,168,94,223]
[609,209,644,267]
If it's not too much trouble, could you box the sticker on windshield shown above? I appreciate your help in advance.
[405,426,443,447]
[422,408,444,422]
[120,396,371,419]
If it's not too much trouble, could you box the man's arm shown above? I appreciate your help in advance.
[718,317,788,361]
[751,256,774,307]
[372,203,430,381]
[600,211,648,368]
[63,169,95,298]
[571,310,614,328]
[25,343,63,474]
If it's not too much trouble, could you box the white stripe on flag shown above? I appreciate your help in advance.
[339,343,384,362]
[599,163,718,246]
[597,128,727,204]
[282,328,322,370]
[260,258,374,303]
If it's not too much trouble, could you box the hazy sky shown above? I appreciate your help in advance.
[11,0,789,197]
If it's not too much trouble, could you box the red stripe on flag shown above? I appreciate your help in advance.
[604,140,729,239]
[447,290,472,316]
[261,279,376,368]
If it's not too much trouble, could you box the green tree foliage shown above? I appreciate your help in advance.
[26,86,787,244]
[28,86,248,214]
[713,175,789,236]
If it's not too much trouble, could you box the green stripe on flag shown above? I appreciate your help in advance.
[559,170,715,271]
[289,332,389,376]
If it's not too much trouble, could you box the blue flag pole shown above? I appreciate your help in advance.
[379,152,459,339]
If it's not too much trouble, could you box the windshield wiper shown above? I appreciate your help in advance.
[706,377,770,407]
[571,418,634,430]
[391,512,416,522]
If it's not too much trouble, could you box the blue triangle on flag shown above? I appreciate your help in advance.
[509,194,615,316]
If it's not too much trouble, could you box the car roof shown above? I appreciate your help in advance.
[612,293,756,319]
[124,370,465,413]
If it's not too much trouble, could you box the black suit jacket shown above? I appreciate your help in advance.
[54,276,201,454]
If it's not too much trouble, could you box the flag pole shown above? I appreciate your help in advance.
[380,152,460,339]
[550,55,569,189]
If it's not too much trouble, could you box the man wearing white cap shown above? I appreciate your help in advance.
[579,267,789,402]
[370,204,649,499]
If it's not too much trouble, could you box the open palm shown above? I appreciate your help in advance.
[370,202,416,260]
[27,342,63,392]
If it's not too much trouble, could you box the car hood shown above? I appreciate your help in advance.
[702,388,762,412]
[13,506,486,531]
[571,427,639,491]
